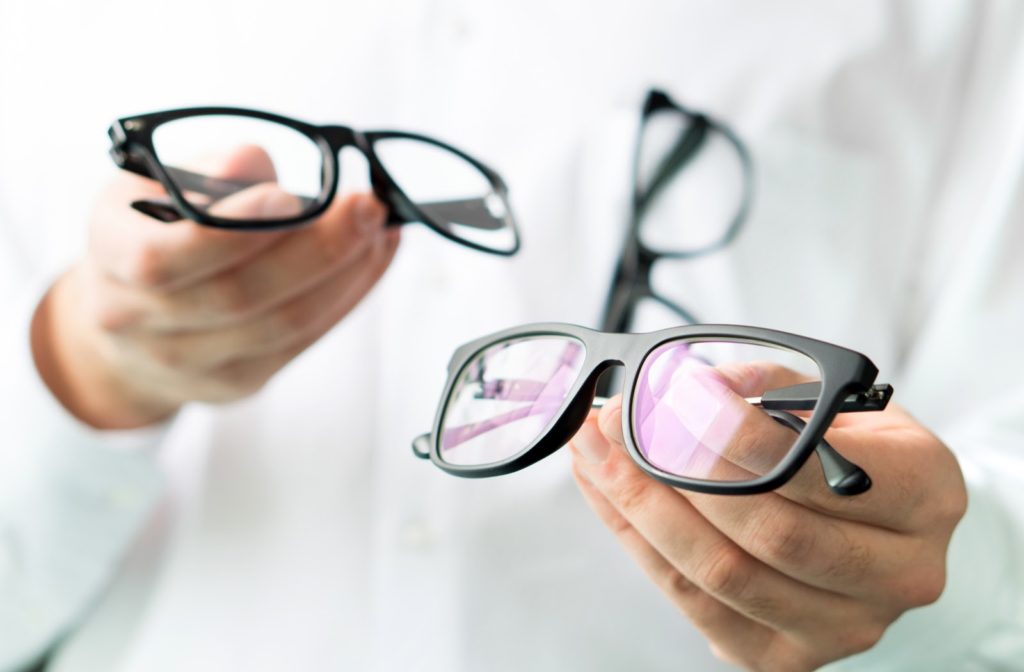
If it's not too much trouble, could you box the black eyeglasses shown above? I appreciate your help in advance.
[600,89,753,335]
[413,323,892,496]
[107,107,520,255]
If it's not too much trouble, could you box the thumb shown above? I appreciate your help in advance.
[206,182,304,220]
[597,394,626,446]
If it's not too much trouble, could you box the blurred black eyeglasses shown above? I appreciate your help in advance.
[598,88,753,395]
[601,88,753,330]
[107,107,520,255]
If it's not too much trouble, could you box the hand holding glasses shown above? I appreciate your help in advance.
[107,107,520,255]
[413,324,892,496]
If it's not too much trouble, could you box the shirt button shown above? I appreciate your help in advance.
[398,519,437,551]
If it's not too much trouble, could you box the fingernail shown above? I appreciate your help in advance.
[573,422,610,465]
[356,196,385,234]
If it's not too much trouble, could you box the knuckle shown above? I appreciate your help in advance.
[313,223,358,268]
[708,643,745,668]
[837,622,887,657]
[895,563,946,608]
[93,302,136,333]
[936,482,968,528]
[823,533,874,584]
[206,274,254,317]
[604,508,635,538]
[210,360,271,398]
[760,657,805,672]
[278,298,316,335]
[716,361,761,391]
[607,473,653,517]
[777,655,820,672]
[749,508,816,566]
[696,542,753,600]
[664,567,702,600]
[141,341,184,370]
[124,244,172,289]
[260,304,315,352]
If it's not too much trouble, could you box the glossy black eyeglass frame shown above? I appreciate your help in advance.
[413,323,893,497]
[600,88,753,336]
[107,107,520,256]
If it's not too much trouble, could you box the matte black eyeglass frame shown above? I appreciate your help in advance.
[600,88,754,335]
[107,107,521,256]
[413,323,893,497]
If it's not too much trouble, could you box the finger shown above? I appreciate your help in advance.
[188,227,400,401]
[119,222,399,371]
[631,359,801,482]
[571,463,776,669]
[182,144,280,183]
[94,192,387,332]
[90,146,293,290]
[793,409,965,532]
[638,358,921,529]
[715,361,954,531]
[569,414,859,637]
[601,395,897,595]
[686,487,912,598]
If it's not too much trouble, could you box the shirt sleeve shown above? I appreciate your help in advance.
[825,16,1024,668]
[0,275,166,672]
[835,214,1024,669]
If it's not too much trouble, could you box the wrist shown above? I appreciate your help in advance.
[31,266,179,429]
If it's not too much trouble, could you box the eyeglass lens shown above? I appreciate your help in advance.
[437,335,823,484]
[371,138,517,253]
[632,339,821,482]
[151,115,324,221]
[439,336,588,467]
[148,114,517,252]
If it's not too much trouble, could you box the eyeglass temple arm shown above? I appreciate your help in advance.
[410,405,872,497]
[475,379,893,414]
[108,143,237,221]
[132,188,502,233]
[754,382,893,413]
[412,381,891,447]
[129,167,286,222]
[115,146,506,231]
[763,410,871,496]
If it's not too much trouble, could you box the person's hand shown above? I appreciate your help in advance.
[32,147,400,429]
[568,366,966,672]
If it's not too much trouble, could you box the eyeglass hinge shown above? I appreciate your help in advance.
[107,123,130,166]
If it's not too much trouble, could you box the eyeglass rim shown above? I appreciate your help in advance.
[630,88,755,259]
[425,322,879,495]
[107,106,521,256]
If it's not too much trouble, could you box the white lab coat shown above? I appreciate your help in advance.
[1,1,1023,670]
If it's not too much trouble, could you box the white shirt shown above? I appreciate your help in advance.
[1,1,1023,670]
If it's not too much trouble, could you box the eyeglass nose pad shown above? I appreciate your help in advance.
[764,410,872,497]
[411,433,432,460]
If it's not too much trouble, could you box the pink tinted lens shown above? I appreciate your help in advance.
[440,336,587,466]
[631,340,820,483]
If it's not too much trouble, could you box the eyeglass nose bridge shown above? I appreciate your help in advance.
[320,124,360,149]
[317,125,419,226]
